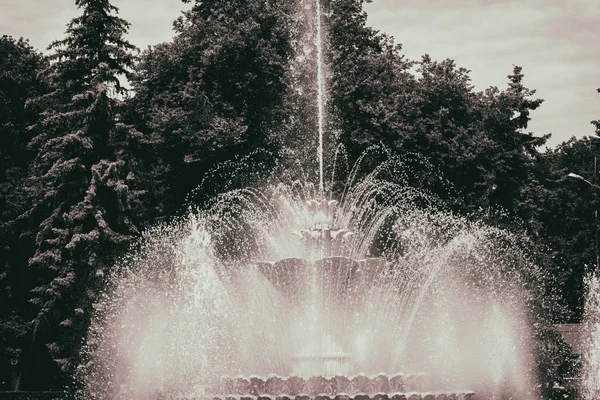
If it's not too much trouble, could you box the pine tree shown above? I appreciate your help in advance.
[22,0,144,384]
[483,65,547,214]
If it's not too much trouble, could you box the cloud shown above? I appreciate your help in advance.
[365,0,600,146]
[1,0,190,52]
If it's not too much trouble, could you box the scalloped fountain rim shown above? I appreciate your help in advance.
[205,373,474,399]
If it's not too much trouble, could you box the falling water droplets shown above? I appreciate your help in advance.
[79,152,542,399]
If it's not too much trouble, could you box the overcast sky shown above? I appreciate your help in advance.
[2,0,599,148]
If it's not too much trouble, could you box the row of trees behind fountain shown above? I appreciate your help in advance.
[0,0,598,396]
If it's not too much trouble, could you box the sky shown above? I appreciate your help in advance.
[2,0,599,148]
[364,0,600,148]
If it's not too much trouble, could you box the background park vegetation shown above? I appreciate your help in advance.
[0,0,598,394]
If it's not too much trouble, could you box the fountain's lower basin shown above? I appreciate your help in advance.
[199,374,474,400]
[203,393,475,400]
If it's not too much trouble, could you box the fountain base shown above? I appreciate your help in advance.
[203,393,475,400]
[196,374,474,400]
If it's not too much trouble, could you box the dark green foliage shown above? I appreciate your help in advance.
[592,88,600,137]
[326,0,548,221]
[128,0,295,213]
[0,35,48,391]
[47,0,137,93]
[535,136,600,321]
[534,328,580,399]
[328,0,414,156]
[13,0,145,388]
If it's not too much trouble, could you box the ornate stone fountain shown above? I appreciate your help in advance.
[199,199,474,400]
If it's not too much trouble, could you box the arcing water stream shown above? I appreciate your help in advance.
[79,155,542,398]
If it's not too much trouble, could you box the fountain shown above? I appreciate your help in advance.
[581,273,600,398]
[77,0,544,398]
[197,198,475,400]
[79,166,541,399]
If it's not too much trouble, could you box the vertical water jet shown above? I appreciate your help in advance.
[315,0,325,198]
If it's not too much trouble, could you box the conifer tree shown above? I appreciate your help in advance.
[22,0,144,383]
[482,66,547,215]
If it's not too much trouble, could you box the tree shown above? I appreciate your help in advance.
[508,90,600,324]
[18,0,145,388]
[328,0,415,159]
[325,1,549,217]
[483,66,546,213]
[592,88,600,137]
[534,136,600,321]
[0,35,48,391]
[128,0,296,213]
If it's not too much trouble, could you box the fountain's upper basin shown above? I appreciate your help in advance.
[257,257,388,295]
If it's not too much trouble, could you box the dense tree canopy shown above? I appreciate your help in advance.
[535,136,600,321]
[128,0,296,213]
[1,0,145,389]
[0,35,48,391]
